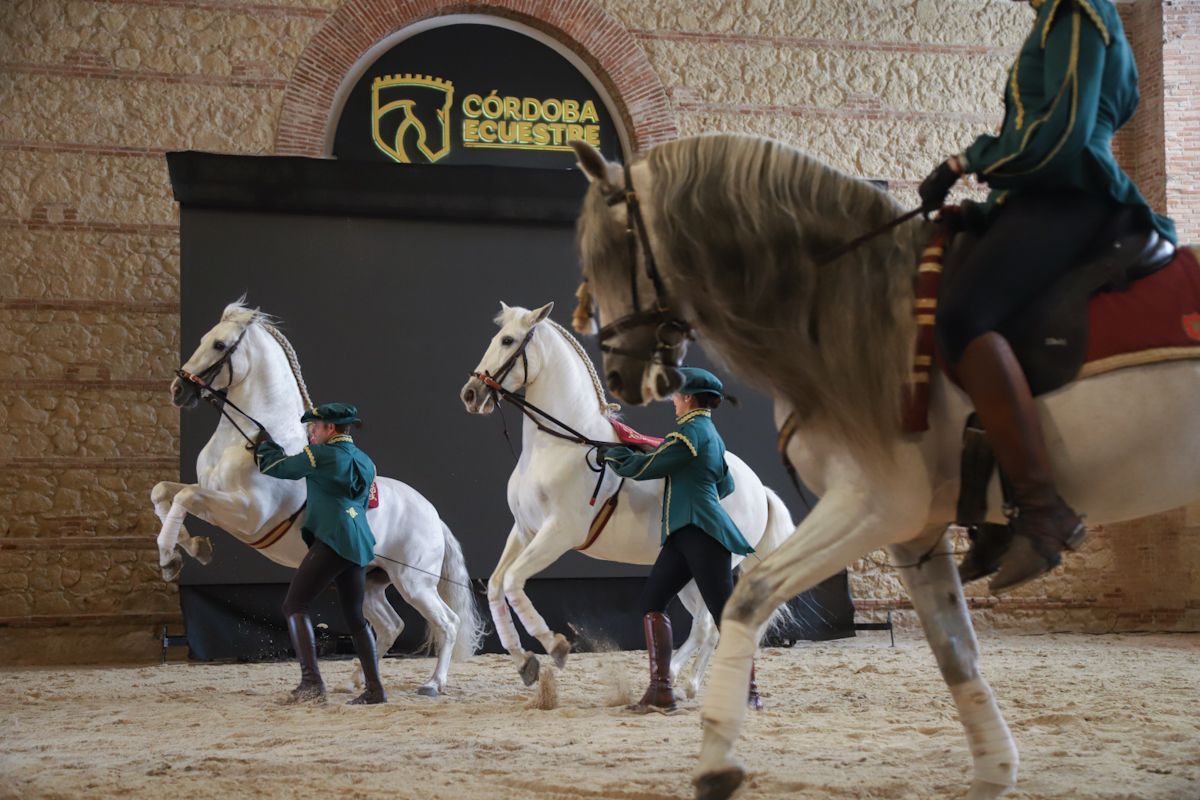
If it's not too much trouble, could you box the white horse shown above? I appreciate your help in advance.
[153,301,484,696]
[459,302,797,696]
[570,135,1200,799]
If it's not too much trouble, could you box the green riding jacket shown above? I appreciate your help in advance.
[604,408,753,556]
[960,0,1176,243]
[254,433,377,566]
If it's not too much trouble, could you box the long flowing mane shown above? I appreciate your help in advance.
[600,133,927,454]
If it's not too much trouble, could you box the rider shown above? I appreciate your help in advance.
[603,367,757,713]
[918,0,1177,593]
[254,402,385,705]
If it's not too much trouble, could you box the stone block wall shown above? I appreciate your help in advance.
[1,0,1195,663]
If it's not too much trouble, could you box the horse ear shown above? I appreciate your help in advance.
[528,301,554,325]
[571,141,619,191]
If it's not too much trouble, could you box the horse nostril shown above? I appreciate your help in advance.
[464,388,476,405]
[607,371,623,394]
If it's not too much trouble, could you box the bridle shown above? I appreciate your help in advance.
[589,162,693,367]
[175,325,267,448]
[471,324,620,506]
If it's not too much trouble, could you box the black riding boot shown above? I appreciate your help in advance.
[348,624,387,705]
[955,334,1087,594]
[285,612,326,703]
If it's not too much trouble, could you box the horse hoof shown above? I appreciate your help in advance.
[966,779,1015,800]
[416,684,440,698]
[519,654,540,686]
[192,536,213,565]
[693,767,745,800]
[160,554,183,582]
[550,634,571,669]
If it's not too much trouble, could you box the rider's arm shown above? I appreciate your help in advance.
[961,3,1109,184]
[716,463,735,500]
[605,432,697,481]
[255,440,324,480]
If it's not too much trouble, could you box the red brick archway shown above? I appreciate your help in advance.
[274,1,677,157]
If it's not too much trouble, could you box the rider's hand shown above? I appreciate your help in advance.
[918,158,961,217]
[254,427,271,447]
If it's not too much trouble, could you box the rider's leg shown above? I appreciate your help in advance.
[676,527,761,709]
[938,192,1114,592]
[335,564,386,705]
[632,534,694,712]
[281,541,351,702]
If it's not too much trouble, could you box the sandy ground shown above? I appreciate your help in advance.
[1,633,1197,800]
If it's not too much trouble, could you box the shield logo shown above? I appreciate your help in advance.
[371,74,455,164]
[1183,312,1200,341]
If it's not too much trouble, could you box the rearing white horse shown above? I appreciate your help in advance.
[153,301,484,696]
[460,302,797,696]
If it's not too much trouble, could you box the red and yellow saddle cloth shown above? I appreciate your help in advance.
[905,236,1200,432]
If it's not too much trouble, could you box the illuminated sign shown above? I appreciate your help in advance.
[334,23,621,168]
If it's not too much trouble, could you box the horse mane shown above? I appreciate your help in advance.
[220,299,313,410]
[602,133,927,455]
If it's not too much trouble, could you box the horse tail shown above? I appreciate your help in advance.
[748,487,801,641]
[425,521,487,661]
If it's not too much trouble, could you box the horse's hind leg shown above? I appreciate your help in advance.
[674,581,717,699]
[347,570,404,692]
[891,528,1018,799]
[392,570,459,697]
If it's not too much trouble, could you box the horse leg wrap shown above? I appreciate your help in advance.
[951,678,1019,787]
[700,619,757,743]
[157,502,187,562]
[507,591,552,646]
[489,598,524,655]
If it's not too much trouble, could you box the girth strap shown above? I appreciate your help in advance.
[249,502,306,550]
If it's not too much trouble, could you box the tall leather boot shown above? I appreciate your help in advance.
[348,624,387,705]
[954,333,1087,594]
[627,612,677,713]
[285,612,326,703]
[747,660,763,711]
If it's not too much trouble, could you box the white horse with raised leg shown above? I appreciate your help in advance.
[570,135,1200,799]
[459,302,797,696]
[154,301,484,696]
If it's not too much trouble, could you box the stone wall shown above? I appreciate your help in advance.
[1,0,1196,664]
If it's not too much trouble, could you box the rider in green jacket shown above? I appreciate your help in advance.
[918,0,1177,594]
[605,368,757,712]
[254,402,384,705]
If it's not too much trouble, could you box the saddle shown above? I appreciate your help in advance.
[942,207,1179,395]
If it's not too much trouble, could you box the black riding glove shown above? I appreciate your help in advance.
[918,159,961,216]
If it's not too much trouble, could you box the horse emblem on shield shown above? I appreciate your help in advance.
[371,74,455,164]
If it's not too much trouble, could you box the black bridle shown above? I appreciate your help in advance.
[593,162,693,367]
[175,327,267,448]
[471,325,621,506]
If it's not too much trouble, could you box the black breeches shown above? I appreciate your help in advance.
[639,524,735,625]
[282,539,367,632]
[936,191,1119,365]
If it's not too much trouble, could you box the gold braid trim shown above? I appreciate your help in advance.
[665,431,698,457]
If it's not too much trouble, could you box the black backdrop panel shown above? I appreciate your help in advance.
[178,208,811,585]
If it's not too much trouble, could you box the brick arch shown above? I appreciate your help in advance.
[274,1,677,157]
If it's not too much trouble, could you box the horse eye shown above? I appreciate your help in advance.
[501,336,515,346]
[213,340,227,351]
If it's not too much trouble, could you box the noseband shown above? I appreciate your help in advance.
[592,162,693,366]
[175,326,267,447]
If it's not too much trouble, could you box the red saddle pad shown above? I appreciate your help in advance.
[609,419,664,450]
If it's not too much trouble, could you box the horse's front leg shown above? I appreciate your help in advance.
[500,520,574,678]
[488,525,540,684]
[891,528,1018,799]
[151,482,214,576]
[152,483,255,582]
[694,455,931,800]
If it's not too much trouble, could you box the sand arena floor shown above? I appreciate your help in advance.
[1,633,1197,799]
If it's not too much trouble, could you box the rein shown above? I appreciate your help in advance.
[175,327,268,448]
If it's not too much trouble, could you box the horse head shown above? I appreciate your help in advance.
[460,302,554,414]
[171,301,264,409]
